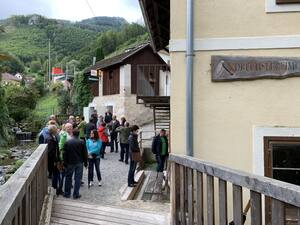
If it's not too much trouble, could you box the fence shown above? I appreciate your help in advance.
[169,154,300,225]
[0,144,48,225]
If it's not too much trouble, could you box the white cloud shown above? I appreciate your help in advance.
[50,0,142,22]
[0,0,142,23]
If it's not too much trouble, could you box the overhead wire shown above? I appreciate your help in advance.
[84,0,96,17]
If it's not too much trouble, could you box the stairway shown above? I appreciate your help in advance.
[153,106,170,132]
[50,198,168,225]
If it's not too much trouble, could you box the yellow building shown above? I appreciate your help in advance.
[140,0,300,224]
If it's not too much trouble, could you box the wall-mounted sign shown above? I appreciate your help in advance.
[90,70,97,76]
[211,55,300,82]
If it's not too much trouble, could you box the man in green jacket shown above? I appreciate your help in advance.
[116,122,131,164]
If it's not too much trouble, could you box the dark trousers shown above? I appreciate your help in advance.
[51,165,59,189]
[120,143,129,163]
[100,142,107,158]
[48,155,55,177]
[88,158,101,182]
[156,154,167,172]
[128,155,137,185]
[110,133,118,152]
[64,163,83,198]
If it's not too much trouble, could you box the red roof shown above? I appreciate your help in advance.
[52,67,64,75]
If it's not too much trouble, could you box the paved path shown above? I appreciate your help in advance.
[55,149,170,214]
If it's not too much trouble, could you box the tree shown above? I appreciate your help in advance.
[72,71,92,115]
[95,47,104,61]
[5,86,38,122]
[30,60,42,73]
[57,89,72,115]
[0,75,10,144]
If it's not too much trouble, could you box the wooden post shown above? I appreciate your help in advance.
[232,185,243,225]
[272,199,285,225]
[187,168,194,224]
[196,172,204,225]
[180,165,186,225]
[171,163,179,225]
[250,191,262,225]
[219,179,228,225]
[207,175,215,225]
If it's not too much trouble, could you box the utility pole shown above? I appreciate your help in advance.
[48,38,51,83]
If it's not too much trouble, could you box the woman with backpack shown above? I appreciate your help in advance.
[86,129,102,187]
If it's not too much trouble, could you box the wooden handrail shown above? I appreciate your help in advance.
[169,154,300,207]
[169,153,300,225]
[0,144,48,225]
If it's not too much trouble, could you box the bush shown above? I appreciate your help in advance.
[30,60,42,73]
[5,86,38,122]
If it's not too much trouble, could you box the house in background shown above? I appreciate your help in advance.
[1,73,21,86]
[84,43,170,130]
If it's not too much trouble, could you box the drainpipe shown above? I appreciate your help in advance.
[186,0,194,156]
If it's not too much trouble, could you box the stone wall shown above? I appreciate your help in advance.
[92,94,153,126]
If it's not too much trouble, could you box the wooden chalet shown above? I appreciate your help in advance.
[85,43,170,131]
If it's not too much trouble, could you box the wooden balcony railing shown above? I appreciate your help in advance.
[169,154,300,225]
[0,144,48,225]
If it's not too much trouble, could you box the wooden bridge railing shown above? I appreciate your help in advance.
[0,144,48,225]
[169,154,300,225]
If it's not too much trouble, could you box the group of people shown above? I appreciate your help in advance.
[38,110,169,199]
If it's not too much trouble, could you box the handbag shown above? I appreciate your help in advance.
[132,151,142,162]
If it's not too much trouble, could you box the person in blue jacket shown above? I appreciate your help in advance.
[86,129,102,187]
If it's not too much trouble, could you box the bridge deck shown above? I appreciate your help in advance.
[51,198,168,225]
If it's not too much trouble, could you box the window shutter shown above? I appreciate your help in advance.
[276,0,300,4]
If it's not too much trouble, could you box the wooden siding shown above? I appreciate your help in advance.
[102,66,120,96]
[124,46,166,94]
[89,81,99,97]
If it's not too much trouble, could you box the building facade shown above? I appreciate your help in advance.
[140,0,300,224]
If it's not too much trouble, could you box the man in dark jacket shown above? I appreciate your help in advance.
[127,125,140,187]
[85,118,96,139]
[63,129,88,199]
[110,115,120,153]
[152,129,169,172]
[104,110,112,124]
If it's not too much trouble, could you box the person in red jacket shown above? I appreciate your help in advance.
[98,123,109,159]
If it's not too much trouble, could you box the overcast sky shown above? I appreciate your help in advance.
[0,0,142,22]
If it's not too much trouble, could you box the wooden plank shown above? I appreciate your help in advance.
[207,175,215,225]
[219,179,227,225]
[179,165,186,225]
[187,168,194,225]
[196,172,204,225]
[52,208,163,225]
[51,216,98,225]
[232,185,243,225]
[250,191,262,225]
[53,199,166,222]
[151,172,164,201]
[121,170,145,200]
[271,199,285,225]
[169,154,300,207]
[170,163,179,225]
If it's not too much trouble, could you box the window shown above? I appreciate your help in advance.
[266,0,300,12]
[264,137,300,225]
[277,0,300,3]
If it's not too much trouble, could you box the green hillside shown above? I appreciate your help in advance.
[0,15,148,71]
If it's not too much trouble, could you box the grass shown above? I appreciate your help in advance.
[34,92,58,118]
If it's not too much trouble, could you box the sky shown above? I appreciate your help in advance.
[0,0,143,22]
